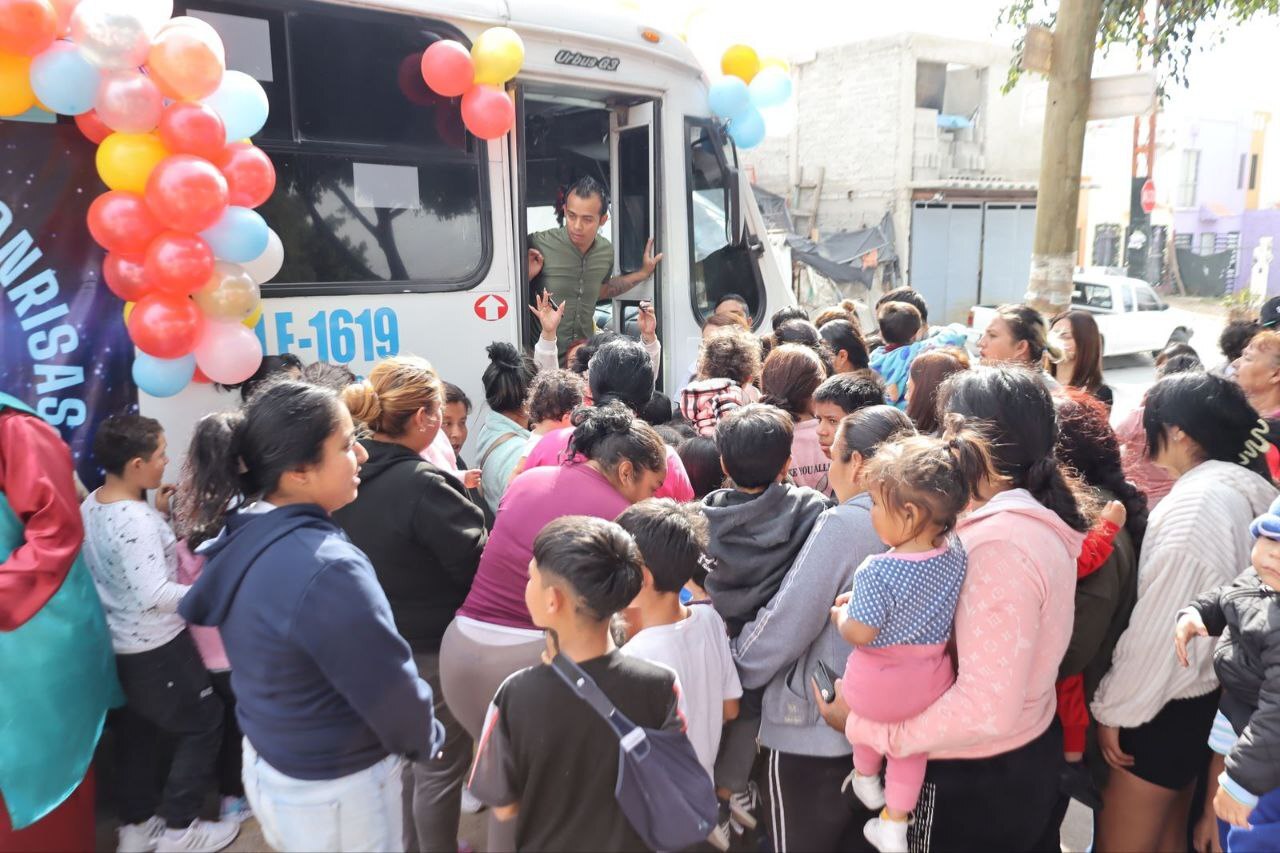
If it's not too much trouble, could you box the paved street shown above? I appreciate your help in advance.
[1105,301,1228,422]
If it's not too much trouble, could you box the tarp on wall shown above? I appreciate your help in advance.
[1175,248,1234,297]
[786,213,899,286]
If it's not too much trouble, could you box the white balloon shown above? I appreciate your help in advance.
[761,101,798,139]
[136,0,174,38]
[241,228,284,284]
[70,0,152,70]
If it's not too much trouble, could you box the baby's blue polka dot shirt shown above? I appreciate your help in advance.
[847,542,967,648]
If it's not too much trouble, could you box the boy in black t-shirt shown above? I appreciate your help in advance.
[469,516,688,852]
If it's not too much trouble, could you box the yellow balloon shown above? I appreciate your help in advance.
[471,27,524,86]
[123,301,135,323]
[0,51,35,117]
[96,133,170,195]
[721,44,760,84]
[243,304,263,328]
[761,57,790,74]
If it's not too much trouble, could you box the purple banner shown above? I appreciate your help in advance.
[1,119,136,489]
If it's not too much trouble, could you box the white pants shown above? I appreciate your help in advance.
[241,739,405,853]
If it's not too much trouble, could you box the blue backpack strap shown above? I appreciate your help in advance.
[549,653,639,742]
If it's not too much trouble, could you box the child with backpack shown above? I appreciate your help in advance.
[469,516,692,852]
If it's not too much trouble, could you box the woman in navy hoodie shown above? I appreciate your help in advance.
[179,380,444,853]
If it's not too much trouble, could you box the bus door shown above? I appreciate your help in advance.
[607,102,659,360]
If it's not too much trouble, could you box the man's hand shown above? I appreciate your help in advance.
[527,247,544,280]
[638,300,657,343]
[1214,784,1254,829]
[641,238,664,278]
[529,291,564,342]
[155,484,176,518]
[1175,609,1209,668]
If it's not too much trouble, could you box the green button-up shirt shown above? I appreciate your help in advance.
[530,227,615,354]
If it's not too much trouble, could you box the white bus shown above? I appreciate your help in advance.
[115,0,793,470]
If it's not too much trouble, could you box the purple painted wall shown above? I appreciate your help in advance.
[1237,209,1280,295]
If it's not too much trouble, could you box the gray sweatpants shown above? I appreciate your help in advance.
[402,651,471,853]
[438,619,545,853]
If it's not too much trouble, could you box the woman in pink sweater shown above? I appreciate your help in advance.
[819,367,1089,851]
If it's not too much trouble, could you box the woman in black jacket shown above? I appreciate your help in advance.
[334,355,487,853]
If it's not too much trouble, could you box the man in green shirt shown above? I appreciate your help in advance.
[527,176,662,354]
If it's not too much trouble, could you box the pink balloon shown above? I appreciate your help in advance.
[95,69,163,133]
[420,40,473,98]
[193,320,263,384]
[461,84,514,140]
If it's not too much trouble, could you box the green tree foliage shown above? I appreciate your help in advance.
[1000,0,1280,92]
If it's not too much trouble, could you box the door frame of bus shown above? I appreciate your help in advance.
[512,86,664,371]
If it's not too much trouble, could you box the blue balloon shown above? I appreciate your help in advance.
[203,70,270,144]
[708,76,751,121]
[749,67,793,110]
[201,207,270,263]
[728,108,766,149]
[29,42,101,116]
[132,353,196,398]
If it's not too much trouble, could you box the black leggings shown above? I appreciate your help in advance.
[209,671,243,798]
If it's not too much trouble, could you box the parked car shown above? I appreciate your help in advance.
[967,272,1185,359]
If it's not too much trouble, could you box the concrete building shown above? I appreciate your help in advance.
[741,33,1048,323]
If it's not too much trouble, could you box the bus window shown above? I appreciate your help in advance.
[183,0,491,295]
[616,125,651,275]
[685,120,762,325]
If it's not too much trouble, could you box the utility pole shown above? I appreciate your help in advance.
[1026,0,1105,315]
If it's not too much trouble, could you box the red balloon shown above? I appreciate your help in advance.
[158,102,227,162]
[144,232,215,296]
[421,40,474,98]
[0,0,57,56]
[102,253,152,302]
[74,109,112,145]
[191,365,212,384]
[434,101,466,150]
[144,155,229,234]
[87,191,163,254]
[398,51,441,107]
[127,294,205,359]
[216,142,276,209]
[461,85,514,140]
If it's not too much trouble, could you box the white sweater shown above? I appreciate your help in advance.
[81,491,189,654]
[1091,461,1277,728]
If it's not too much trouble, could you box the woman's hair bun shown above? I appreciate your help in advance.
[486,341,523,370]
[342,381,382,428]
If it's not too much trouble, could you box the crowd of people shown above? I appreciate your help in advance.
[5,283,1280,853]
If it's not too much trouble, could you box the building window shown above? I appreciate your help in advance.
[1178,149,1200,208]
[1093,224,1122,268]
[1240,154,1247,190]
[1199,232,1217,256]
[1219,232,1241,284]
[1250,154,1260,191]
[1174,232,1193,252]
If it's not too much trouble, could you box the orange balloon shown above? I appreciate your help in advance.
[721,44,760,84]
[147,19,226,101]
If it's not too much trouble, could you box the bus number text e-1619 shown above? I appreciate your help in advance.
[256,307,401,364]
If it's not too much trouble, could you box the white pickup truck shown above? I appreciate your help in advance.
[967,272,1185,359]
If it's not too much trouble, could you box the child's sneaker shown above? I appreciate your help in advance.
[117,816,165,853]
[863,813,910,853]
[727,782,759,831]
[218,796,252,823]
[154,818,239,853]
[842,769,887,811]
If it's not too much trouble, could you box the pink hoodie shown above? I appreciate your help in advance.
[845,488,1084,760]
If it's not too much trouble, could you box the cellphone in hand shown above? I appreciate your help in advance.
[812,660,840,704]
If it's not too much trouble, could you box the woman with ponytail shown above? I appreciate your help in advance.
[977,304,1064,388]
[440,402,667,770]
[474,342,535,514]
[331,356,487,852]
[1091,372,1277,852]
[523,338,695,500]
[178,381,445,852]
[821,367,1091,851]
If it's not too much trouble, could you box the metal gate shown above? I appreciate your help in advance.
[909,201,1037,324]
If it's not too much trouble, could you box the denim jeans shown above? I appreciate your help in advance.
[241,739,404,853]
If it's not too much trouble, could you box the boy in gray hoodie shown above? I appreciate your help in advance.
[703,404,833,836]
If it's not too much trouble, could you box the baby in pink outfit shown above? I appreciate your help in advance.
[831,429,995,852]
